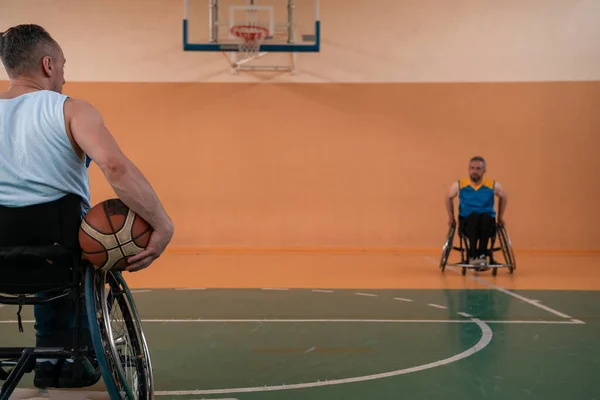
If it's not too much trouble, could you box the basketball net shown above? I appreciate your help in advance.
[230,9,269,60]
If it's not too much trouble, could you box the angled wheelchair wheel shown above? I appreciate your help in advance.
[497,224,516,273]
[439,223,456,272]
[84,264,154,399]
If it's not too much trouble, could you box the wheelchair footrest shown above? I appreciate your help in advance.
[0,347,73,360]
[448,262,509,268]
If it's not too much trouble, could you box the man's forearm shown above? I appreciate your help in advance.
[102,160,173,234]
[498,196,507,221]
[445,198,455,221]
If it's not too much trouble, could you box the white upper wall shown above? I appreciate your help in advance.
[1,0,599,82]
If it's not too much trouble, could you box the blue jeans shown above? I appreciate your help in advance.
[33,290,91,348]
[460,212,495,259]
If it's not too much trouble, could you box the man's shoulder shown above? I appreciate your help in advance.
[63,97,95,109]
[63,98,100,118]
[482,179,495,189]
[458,178,470,189]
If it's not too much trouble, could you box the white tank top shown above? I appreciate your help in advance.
[0,90,91,215]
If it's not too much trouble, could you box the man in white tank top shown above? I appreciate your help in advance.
[0,24,174,388]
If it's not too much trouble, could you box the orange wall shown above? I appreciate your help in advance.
[2,80,594,252]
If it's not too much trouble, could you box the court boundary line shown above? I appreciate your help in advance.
[0,318,584,325]
[423,256,580,322]
[461,271,574,319]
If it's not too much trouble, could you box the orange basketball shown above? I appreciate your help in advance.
[79,199,153,271]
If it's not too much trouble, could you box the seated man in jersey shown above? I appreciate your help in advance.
[445,156,507,266]
[0,25,173,388]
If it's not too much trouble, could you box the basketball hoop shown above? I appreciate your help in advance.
[230,25,269,59]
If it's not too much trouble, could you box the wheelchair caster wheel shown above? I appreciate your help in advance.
[461,267,466,276]
[492,267,497,276]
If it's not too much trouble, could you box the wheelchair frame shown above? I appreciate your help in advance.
[0,245,153,400]
[439,220,517,276]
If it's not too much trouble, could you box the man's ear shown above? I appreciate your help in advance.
[42,56,53,77]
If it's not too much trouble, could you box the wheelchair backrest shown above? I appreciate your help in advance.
[0,194,84,294]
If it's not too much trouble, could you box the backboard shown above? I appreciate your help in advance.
[183,0,320,73]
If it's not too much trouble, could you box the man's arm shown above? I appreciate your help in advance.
[445,181,458,226]
[65,98,173,272]
[494,181,507,225]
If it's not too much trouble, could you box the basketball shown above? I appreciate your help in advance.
[79,198,153,271]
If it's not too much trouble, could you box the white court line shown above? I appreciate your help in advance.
[484,320,584,325]
[116,318,471,324]
[459,272,574,319]
[427,303,447,309]
[137,318,583,325]
[155,317,493,396]
[355,292,378,297]
[458,312,473,318]
[393,297,414,302]
[261,288,289,291]
[131,289,152,293]
[312,289,334,293]
[0,318,581,325]
[423,256,577,321]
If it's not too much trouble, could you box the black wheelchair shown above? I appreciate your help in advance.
[0,245,153,399]
[439,218,516,277]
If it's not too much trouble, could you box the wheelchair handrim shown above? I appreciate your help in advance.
[440,224,456,268]
[85,266,153,399]
[114,272,155,399]
[85,266,123,399]
[497,226,515,271]
[100,272,140,400]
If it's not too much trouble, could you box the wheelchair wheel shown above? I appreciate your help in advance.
[84,264,154,399]
[497,225,516,273]
[439,223,456,272]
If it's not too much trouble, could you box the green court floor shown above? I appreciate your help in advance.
[1,288,599,399]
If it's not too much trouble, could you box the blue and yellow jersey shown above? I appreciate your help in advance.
[458,178,496,218]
